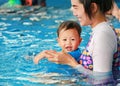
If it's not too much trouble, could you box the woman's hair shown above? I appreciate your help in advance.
[79,0,113,19]
[57,20,82,37]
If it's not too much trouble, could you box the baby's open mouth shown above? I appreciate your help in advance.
[66,46,72,51]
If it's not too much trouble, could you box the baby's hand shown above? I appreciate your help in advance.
[33,51,47,64]
[33,54,41,64]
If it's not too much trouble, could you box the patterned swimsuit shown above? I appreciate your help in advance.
[112,30,120,83]
[79,36,93,70]
[79,30,120,84]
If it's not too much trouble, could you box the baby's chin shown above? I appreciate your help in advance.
[65,50,73,53]
[62,48,74,53]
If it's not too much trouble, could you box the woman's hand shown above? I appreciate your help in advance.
[45,50,79,67]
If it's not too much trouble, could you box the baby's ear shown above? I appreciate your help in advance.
[80,37,82,43]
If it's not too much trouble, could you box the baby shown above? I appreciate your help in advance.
[34,20,82,64]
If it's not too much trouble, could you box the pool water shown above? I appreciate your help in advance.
[0,0,120,86]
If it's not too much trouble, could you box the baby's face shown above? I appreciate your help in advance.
[57,28,82,52]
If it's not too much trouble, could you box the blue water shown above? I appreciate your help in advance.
[115,0,120,8]
[0,0,120,86]
[0,0,8,5]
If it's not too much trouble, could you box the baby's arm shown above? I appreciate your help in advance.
[33,50,48,64]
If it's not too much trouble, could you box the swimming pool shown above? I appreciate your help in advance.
[0,0,120,86]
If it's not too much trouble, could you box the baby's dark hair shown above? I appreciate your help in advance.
[79,0,113,19]
[57,20,82,37]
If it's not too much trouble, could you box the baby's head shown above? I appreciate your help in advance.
[57,20,82,52]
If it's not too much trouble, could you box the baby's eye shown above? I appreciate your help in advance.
[63,39,67,41]
[71,39,75,41]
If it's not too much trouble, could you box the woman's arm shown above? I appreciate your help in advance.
[45,50,114,84]
[45,50,79,67]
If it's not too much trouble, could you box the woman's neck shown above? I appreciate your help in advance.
[91,13,106,28]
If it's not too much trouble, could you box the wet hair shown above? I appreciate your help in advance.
[79,0,113,19]
[57,20,82,37]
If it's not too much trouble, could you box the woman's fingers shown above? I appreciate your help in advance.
[45,50,58,58]
[33,50,79,67]
[45,50,59,62]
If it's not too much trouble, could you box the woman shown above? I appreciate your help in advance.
[40,0,120,85]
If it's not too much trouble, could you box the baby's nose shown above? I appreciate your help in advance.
[66,40,71,45]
